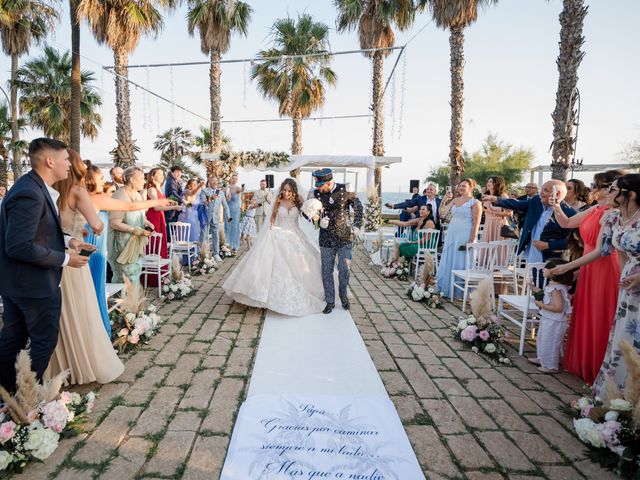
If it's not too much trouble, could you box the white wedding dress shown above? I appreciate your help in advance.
[222,205,326,316]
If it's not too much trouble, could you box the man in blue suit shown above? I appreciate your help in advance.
[164,165,184,240]
[483,180,575,262]
[386,183,442,229]
[0,138,92,391]
[199,175,231,262]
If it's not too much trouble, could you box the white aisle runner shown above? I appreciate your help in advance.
[220,309,426,480]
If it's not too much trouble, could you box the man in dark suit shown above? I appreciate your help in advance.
[0,138,91,391]
[164,166,184,240]
[386,183,442,229]
[513,182,539,230]
[483,180,575,262]
[312,168,363,314]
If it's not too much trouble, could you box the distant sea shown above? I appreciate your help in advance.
[357,192,417,215]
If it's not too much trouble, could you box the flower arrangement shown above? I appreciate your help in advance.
[451,279,510,364]
[381,257,410,281]
[192,243,216,276]
[211,150,290,186]
[161,256,194,302]
[566,340,640,479]
[301,198,324,229]
[406,256,443,308]
[364,193,381,232]
[219,243,236,258]
[0,351,95,474]
[111,278,162,353]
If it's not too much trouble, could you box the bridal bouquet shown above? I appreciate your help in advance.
[301,198,323,228]
[451,279,510,364]
[0,351,95,474]
[566,340,640,479]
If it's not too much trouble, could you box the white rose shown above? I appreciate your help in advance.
[170,285,178,292]
[467,315,477,324]
[71,392,82,405]
[471,346,479,353]
[457,320,468,330]
[574,418,606,448]
[320,217,330,229]
[163,285,170,293]
[604,411,619,422]
[0,451,13,470]
[24,425,59,460]
[86,392,96,403]
[484,343,496,354]
[575,397,591,410]
[609,399,632,411]
[411,287,425,302]
[124,312,136,322]
[147,305,156,313]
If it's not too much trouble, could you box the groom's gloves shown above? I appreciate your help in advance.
[319,217,330,229]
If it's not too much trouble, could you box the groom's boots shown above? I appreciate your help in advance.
[323,303,335,314]
[340,296,350,310]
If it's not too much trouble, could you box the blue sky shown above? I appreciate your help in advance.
[1,0,639,191]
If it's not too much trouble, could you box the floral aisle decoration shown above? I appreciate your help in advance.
[161,256,194,302]
[567,340,640,479]
[451,278,510,364]
[407,255,444,308]
[381,242,409,280]
[219,243,236,258]
[0,351,95,474]
[192,243,216,276]
[111,278,162,353]
[364,192,381,232]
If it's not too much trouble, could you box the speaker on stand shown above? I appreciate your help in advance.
[265,174,274,189]
[409,179,419,193]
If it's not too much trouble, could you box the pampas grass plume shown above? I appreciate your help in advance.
[389,240,400,264]
[120,277,146,315]
[471,278,493,321]
[603,375,623,408]
[15,350,39,413]
[420,254,434,286]
[38,370,70,402]
[171,255,183,282]
[0,386,28,424]
[620,339,640,406]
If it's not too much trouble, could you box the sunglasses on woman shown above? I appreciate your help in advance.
[590,182,611,190]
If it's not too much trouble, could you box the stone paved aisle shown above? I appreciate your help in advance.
[13,246,616,479]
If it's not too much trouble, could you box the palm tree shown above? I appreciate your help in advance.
[192,124,231,165]
[153,127,200,177]
[77,0,176,167]
[252,14,337,177]
[69,0,81,152]
[0,102,27,186]
[187,0,251,155]
[418,0,497,187]
[549,0,587,181]
[334,0,416,195]
[16,46,102,144]
[0,0,58,179]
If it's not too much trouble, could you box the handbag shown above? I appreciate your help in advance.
[500,224,520,239]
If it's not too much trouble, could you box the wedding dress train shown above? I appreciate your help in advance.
[222,206,325,316]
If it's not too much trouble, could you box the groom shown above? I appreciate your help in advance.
[312,168,363,314]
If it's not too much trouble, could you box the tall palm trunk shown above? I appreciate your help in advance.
[10,53,22,179]
[448,25,465,188]
[550,0,587,181]
[210,50,222,154]
[0,143,8,186]
[112,46,136,167]
[371,50,385,198]
[69,0,81,151]
[289,112,302,178]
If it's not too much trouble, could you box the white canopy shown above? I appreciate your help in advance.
[201,153,402,190]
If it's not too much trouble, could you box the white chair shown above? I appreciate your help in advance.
[414,229,440,278]
[491,240,519,295]
[450,242,498,312]
[168,222,198,272]
[477,224,485,242]
[497,261,546,356]
[141,232,172,296]
[105,282,124,313]
[395,226,413,243]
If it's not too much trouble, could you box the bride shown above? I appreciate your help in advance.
[222,178,325,316]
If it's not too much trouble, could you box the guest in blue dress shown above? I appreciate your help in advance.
[225,174,243,251]
[435,179,482,299]
[178,179,203,243]
[83,162,174,337]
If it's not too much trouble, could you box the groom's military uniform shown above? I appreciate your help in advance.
[313,169,363,313]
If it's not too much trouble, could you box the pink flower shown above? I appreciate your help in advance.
[597,420,622,451]
[128,334,140,345]
[118,328,129,337]
[59,391,73,405]
[479,330,490,341]
[167,292,175,300]
[27,409,39,423]
[0,421,16,443]
[460,325,478,342]
[41,400,69,433]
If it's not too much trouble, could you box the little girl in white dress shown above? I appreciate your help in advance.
[240,197,257,247]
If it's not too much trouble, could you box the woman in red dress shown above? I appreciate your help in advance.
[143,168,183,287]
[551,170,625,384]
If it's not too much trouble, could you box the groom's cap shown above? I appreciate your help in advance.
[313,168,333,187]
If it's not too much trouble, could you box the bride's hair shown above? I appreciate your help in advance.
[277,178,303,209]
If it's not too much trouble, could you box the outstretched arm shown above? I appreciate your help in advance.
[349,192,364,228]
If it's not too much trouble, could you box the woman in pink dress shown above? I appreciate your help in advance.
[551,170,625,384]
[481,176,512,243]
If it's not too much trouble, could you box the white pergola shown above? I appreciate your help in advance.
[529,162,639,185]
[201,153,402,192]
